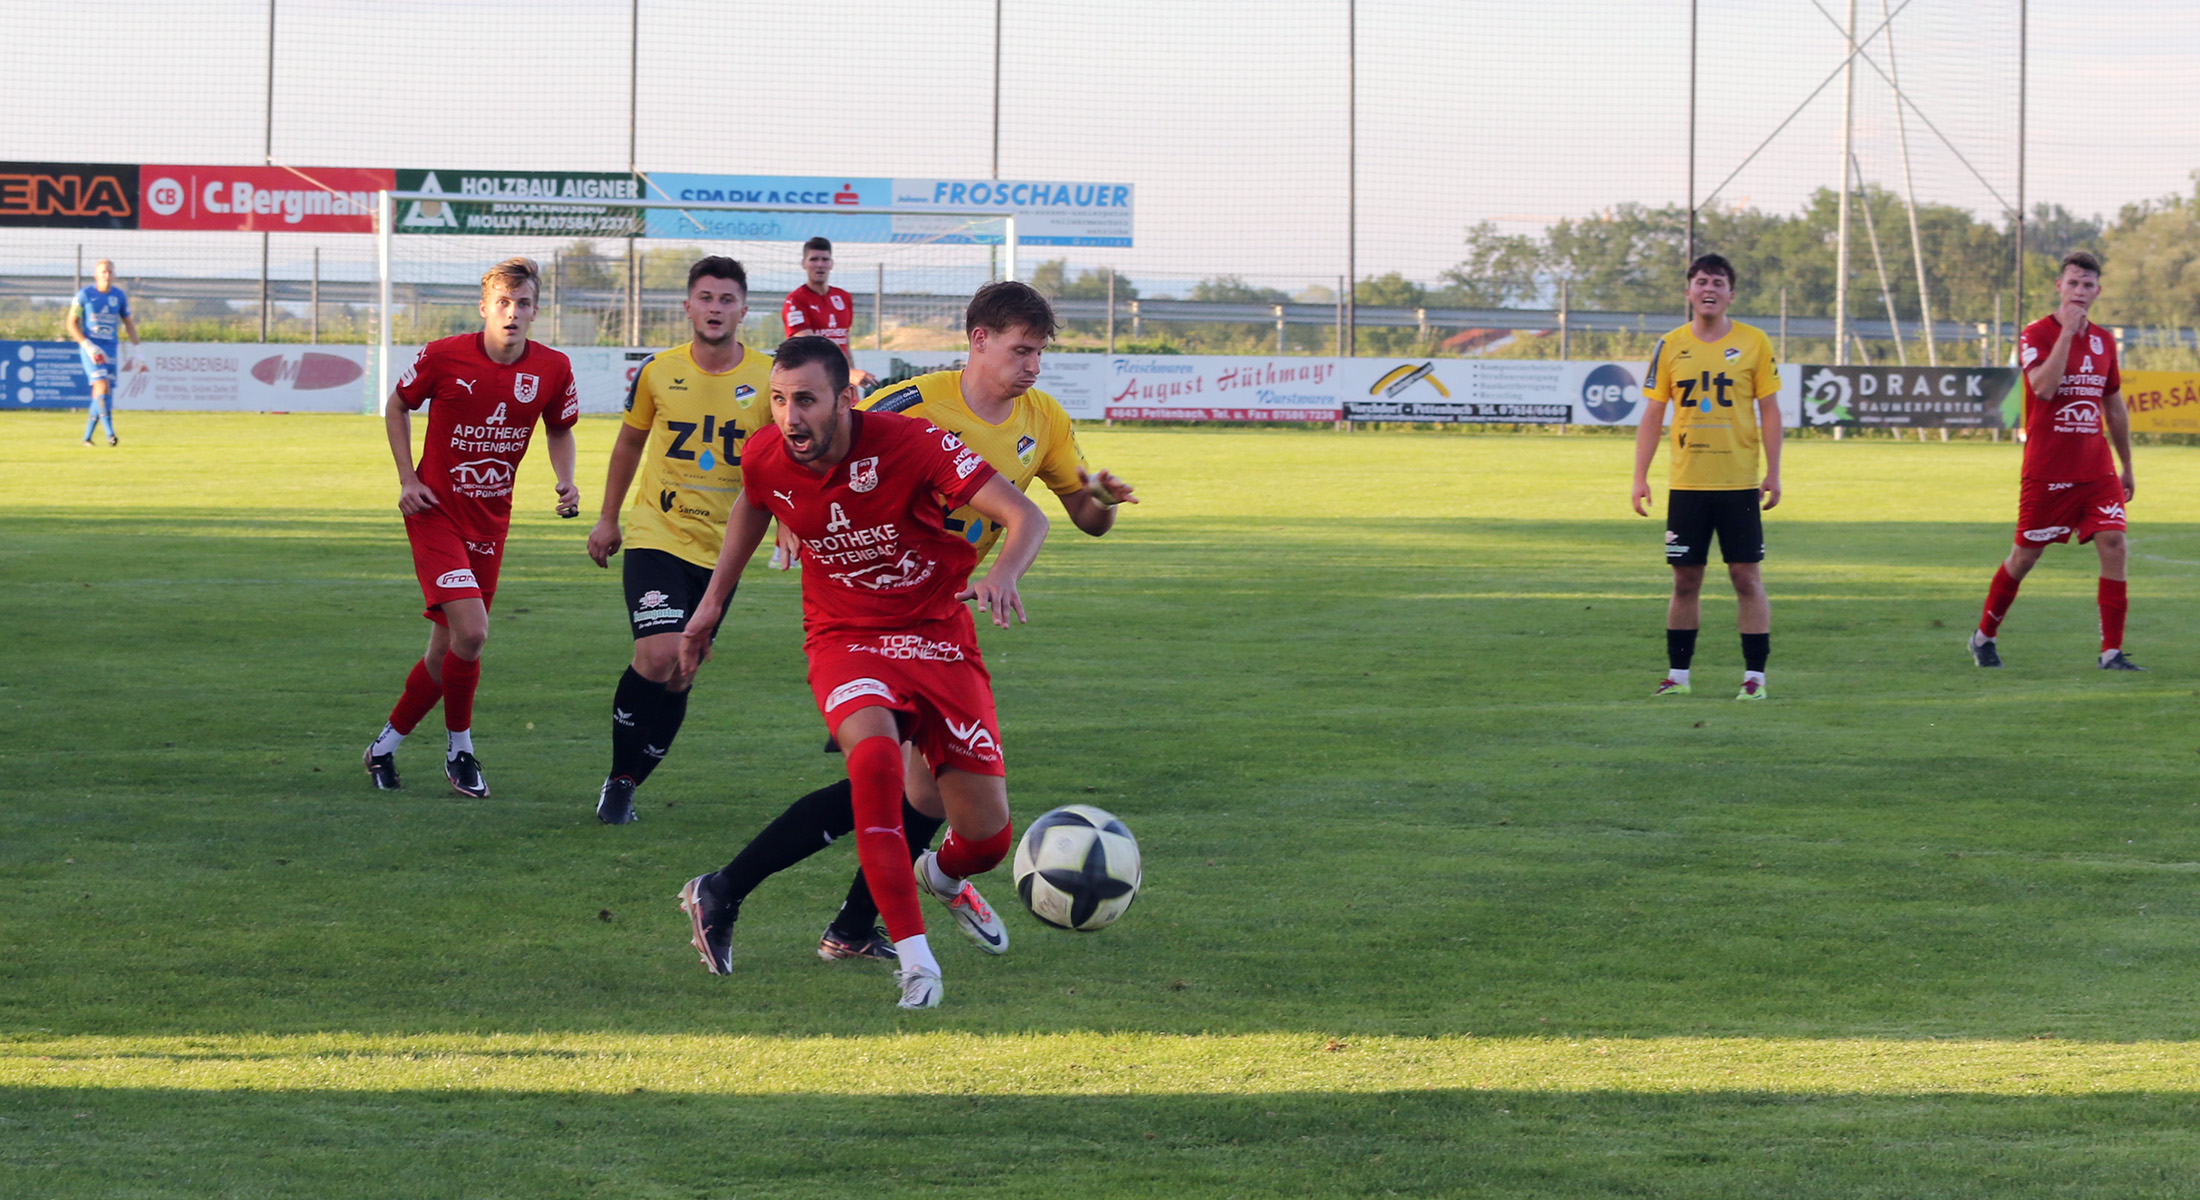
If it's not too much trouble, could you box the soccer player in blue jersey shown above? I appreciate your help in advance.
[67,259,138,447]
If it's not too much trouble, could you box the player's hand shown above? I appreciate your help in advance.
[397,478,440,515]
[1079,467,1140,507]
[852,368,879,390]
[88,347,108,366]
[2122,470,2136,503]
[957,572,1027,629]
[677,612,718,674]
[1761,474,1783,511]
[769,524,802,570]
[1630,480,1654,517]
[2057,301,2090,332]
[586,516,623,567]
[554,478,581,519]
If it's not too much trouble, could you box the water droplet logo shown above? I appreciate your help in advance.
[699,448,717,471]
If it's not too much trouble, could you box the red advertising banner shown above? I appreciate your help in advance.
[139,165,394,232]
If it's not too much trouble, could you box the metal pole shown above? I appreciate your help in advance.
[260,234,271,341]
[874,261,884,350]
[1106,269,1116,354]
[991,0,1002,180]
[262,0,275,343]
[1004,215,1018,282]
[74,245,81,293]
[627,0,639,347]
[1276,304,1286,353]
[1686,0,1697,268]
[1558,278,1570,360]
[310,246,319,344]
[1345,0,1356,357]
[2015,0,2028,324]
[1882,0,1936,365]
[1833,0,1858,366]
[1779,286,1789,361]
[1334,276,1343,356]
[1854,154,1906,365]
[551,251,561,343]
[377,191,392,413]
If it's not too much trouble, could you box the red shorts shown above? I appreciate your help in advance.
[404,509,505,624]
[806,612,1004,778]
[2015,476,2126,546]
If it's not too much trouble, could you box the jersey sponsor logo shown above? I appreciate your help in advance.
[833,550,935,592]
[2048,481,2075,491]
[449,458,516,497]
[2097,502,2126,521]
[772,489,795,506]
[558,387,579,422]
[848,456,880,493]
[514,373,539,404]
[1015,435,1038,465]
[660,489,677,512]
[2052,399,2102,433]
[848,633,968,662]
[613,707,635,726]
[944,716,1000,757]
[785,307,808,327]
[452,378,476,394]
[434,568,479,589]
[2079,355,2094,374]
[2091,334,2105,354]
[463,540,498,556]
[953,448,986,478]
[734,383,757,408]
[484,401,509,425]
[637,589,671,609]
[825,677,896,710]
[2021,344,2041,367]
[2021,525,2073,542]
[830,293,846,311]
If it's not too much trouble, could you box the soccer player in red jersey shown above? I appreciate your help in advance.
[781,237,877,389]
[676,335,1049,1009]
[363,258,582,796]
[1968,251,2141,671]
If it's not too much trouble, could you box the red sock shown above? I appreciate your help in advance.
[2098,577,2128,653]
[847,736,925,942]
[440,651,481,732]
[1979,564,2021,638]
[387,659,443,735]
[936,820,1013,880]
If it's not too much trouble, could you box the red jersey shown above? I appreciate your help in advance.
[395,333,580,542]
[742,410,998,637]
[782,284,854,351]
[2017,314,2120,481]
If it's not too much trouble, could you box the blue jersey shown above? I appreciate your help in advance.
[72,285,131,349]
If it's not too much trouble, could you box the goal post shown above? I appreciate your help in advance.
[372,190,1017,408]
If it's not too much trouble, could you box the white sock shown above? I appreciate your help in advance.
[1972,629,1993,647]
[447,728,473,760]
[921,852,959,896]
[370,724,405,757]
[1667,668,1691,686]
[894,933,940,977]
[1743,670,1766,685]
[2100,647,2120,664]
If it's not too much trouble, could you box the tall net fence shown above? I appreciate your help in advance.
[1,1,2193,360]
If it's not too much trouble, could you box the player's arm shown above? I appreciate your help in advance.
[2104,388,2136,501]
[1630,403,1666,516]
[2024,310,2084,400]
[65,303,96,358]
[958,475,1050,628]
[1059,467,1139,535]
[678,490,772,673]
[384,390,439,514]
[588,422,651,565]
[122,311,140,348]
[1757,391,1784,511]
[842,341,878,390]
[544,423,581,517]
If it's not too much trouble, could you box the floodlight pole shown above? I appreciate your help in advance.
[261,0,276,342]
[376,190,393,415]
[2014,0,2028,327]
[1004,215,1019,282]
[1686,0,1696,268]
[1833,0,1858,366]
[1345,0,1357,357]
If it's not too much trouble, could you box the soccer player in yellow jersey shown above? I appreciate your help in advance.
[1631,253,1784,701]
[678,281,1139,967]
[584,257,776,823]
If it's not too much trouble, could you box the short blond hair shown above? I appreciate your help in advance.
[480,256,541,302]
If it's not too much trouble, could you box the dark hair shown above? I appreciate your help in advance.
[1685,253,1737,287]
[965,280,1058,340]
[802,236,833,255]
[688,255,747,293]
[2061,250,2102,277]
[773,335,850,395]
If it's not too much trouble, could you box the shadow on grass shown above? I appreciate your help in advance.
[3,1086,2196,1199]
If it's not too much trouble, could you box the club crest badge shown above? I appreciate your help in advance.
[513,373,539,404]
[848,456,880,493]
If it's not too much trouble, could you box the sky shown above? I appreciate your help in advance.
[4,0,2195,296]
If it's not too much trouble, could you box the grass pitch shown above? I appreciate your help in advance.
[3,413,2199,1198]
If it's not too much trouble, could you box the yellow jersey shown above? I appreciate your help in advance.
[1643,321,1780,490]
[860,370,1087,561]
[622,341,776,564]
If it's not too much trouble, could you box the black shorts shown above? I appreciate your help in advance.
[622,547,730,640]
[1665,488,1764,566]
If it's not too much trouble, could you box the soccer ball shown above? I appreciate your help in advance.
[1013,805,1141,931]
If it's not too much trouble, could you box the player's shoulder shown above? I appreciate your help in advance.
[864,370,958,415]
[1017,384,1071,423]
[1730,321,1774,350]
[524,340,574,373]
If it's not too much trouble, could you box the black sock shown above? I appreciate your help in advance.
[714,779,855,904]
[1666,628,1699,672]
[631,683,691,785]
[831,802,944,937]
[1741,632,1770,673]
[609,667,662,782]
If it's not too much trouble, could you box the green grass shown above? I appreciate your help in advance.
[3,414,2199,1197]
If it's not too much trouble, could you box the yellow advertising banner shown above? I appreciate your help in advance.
[2122,371,2200,433]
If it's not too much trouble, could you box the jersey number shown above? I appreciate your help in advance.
[665,414,744,463]
[1673,371,1736,408]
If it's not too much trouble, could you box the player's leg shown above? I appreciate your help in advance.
[833,704,945,1006]
[367,517,475,789]
[904,671,1012,956]
[83,380,114,445]
[601,550,721,822]
[1718,490,1769,700]
[2087,487,2138,669]
[824,746,947,960]
[1977,481,2066,665]
[1658,491,1712,695]
[437,596,491,796]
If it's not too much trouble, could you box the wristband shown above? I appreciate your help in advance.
[1089,474,1121,507]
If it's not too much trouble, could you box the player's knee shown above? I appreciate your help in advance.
[2094,530,2127,552]
[955,821,1014,874]
[449,625,489,658]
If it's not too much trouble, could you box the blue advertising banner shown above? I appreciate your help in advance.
[641,173,1132,246]
[2,341,92,408]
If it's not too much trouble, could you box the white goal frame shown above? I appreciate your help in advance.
[373,190,1018,405]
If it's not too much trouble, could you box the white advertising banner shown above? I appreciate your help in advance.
[118,343,369,412]
[1106,356,1348,422]
[854,350,1107,420]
